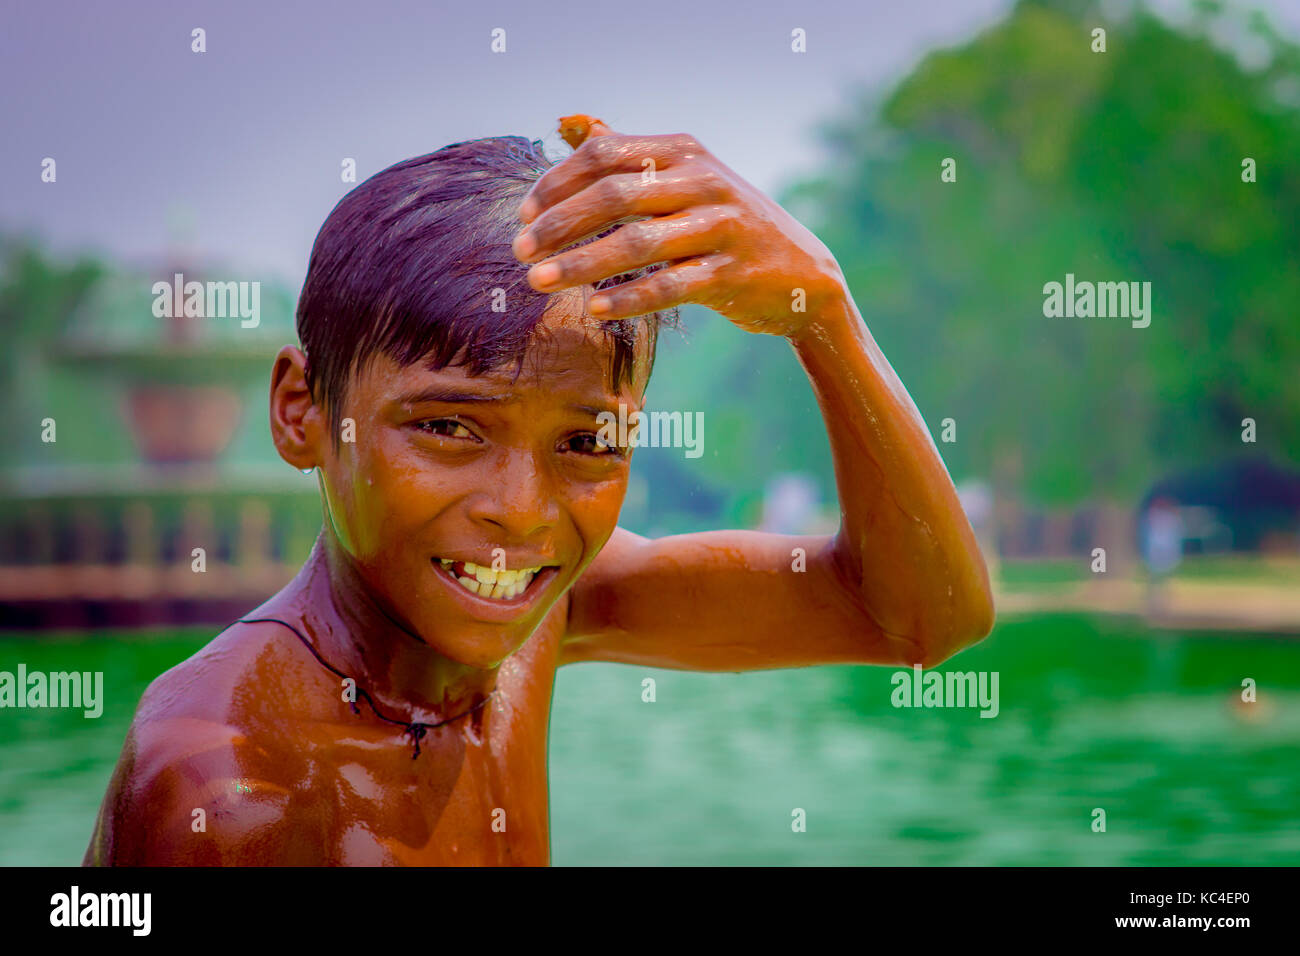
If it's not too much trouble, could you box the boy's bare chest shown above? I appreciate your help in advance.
[300,619,563,866]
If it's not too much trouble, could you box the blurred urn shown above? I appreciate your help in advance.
[122,384,243,463]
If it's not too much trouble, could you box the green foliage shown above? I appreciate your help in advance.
[0,238,108,467]
[779,0,1300,505]
[645,311,834,527]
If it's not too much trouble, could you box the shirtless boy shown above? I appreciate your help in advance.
[85,117,994,865]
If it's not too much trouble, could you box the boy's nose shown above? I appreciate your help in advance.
[466,450,560,540]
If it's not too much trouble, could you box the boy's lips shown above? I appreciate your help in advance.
[429,555,561,620]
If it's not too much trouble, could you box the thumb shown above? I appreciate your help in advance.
[557,114,616,150]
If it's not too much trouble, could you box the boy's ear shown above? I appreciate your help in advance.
[270,345,324,470]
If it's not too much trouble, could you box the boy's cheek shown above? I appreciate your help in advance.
[317,470,361,553]
[573,491,629,563]
[329,436,415,515]
[318,459,406,559]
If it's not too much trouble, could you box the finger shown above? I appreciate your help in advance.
[526,209,729,292]
[525,114,622,223]
[513,167,726,263]
[586,255,730,319]
[519,131,704,224]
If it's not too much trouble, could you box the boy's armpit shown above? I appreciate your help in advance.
[561,525,914,671]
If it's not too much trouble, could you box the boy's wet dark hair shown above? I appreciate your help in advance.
[296,135,678,431]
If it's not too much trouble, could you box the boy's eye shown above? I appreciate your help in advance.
[564,432,626,457]
[418,418,478,440]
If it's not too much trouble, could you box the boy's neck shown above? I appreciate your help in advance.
[262,532,500,726]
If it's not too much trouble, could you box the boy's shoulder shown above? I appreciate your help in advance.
[135,617,326,748]
[88,619,336,865]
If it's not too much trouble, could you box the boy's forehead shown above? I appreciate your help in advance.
[526,290,650,384]
[374,290,649,405]
[498,291,644,395]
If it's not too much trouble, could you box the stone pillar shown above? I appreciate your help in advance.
[179,499,216,563]
[71,503,106,564]
[1094,500,1138,576]
[237,499,271,570]
[123,501,157,565]
[1043,508,1074,558]
[26,504,56,565]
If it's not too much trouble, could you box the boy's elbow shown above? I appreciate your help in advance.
[913,583,996,669]
[967,582,997,645]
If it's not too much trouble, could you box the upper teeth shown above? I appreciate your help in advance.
[438,559,542,600]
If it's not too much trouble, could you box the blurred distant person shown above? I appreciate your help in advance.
[759,473,822,533]
[956,480,998,582]
[1142,496,1184,616]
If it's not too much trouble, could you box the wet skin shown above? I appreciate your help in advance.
[85,120,995,866]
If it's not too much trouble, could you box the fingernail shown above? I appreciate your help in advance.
[531,262,560,287]
[589,296,610,315]
[513,231,536,259]
[518,198,538,223]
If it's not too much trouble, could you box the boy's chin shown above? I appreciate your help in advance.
[421,620,535,669]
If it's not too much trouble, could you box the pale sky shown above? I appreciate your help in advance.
[3,0,1297,285]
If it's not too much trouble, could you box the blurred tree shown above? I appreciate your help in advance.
[645,312,834,530]
[768,0,1300,508]
[0,237,107,467]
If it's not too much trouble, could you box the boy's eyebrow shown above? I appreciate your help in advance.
[394,387,502,406]
[393,387,635,417]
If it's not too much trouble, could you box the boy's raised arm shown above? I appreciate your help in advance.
[562,289,993,671]
[514,117,994,670]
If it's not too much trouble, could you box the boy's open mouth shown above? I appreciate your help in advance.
[432,557,556,603]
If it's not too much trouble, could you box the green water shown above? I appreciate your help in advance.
[2,614,1297,865]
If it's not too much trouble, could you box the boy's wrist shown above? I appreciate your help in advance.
[788,279,860,351]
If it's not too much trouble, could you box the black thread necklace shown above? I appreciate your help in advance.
[239,616,497,758]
